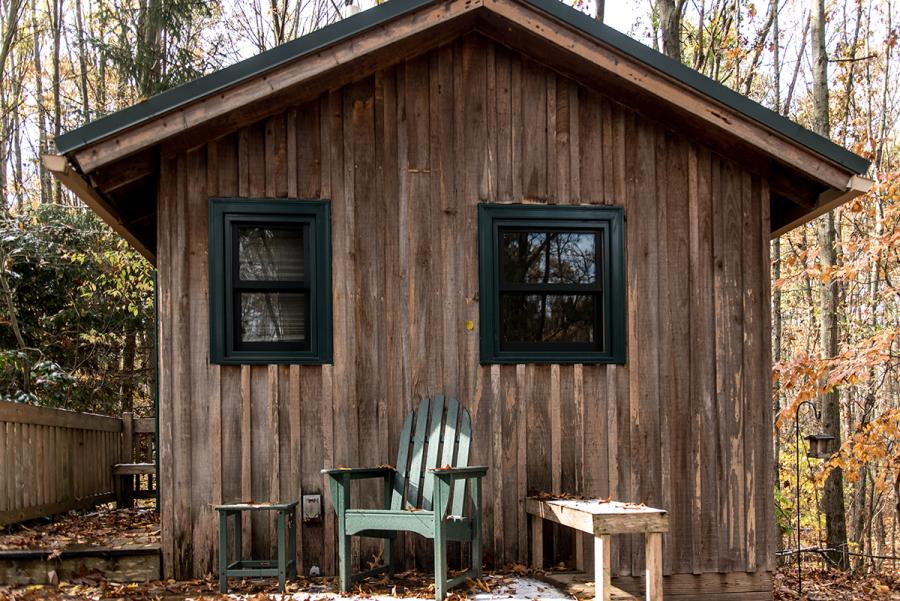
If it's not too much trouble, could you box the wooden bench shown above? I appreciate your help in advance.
[113,412,157,507]
[526,497,668,601]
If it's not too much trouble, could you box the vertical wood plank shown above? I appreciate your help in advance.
[691,146,718,573]
[627,116,660,576]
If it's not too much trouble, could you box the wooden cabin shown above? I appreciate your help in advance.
[46,0,871,598]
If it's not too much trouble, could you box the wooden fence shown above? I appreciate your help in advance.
[0,401,154,526]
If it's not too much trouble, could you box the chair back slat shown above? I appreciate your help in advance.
[404,398,431,509]
[450,408,472,516]
[391,412,414,510]
[392,396,472,513]
[439,398,460,469]
[420,394,446,510]
[437,398,460,515]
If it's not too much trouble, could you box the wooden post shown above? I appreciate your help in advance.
[122,412,134,462]
[594,535,611,601]
[119,412,134,508]
[530,514,543,569]
[644,532,663,601]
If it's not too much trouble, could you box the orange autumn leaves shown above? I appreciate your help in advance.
[774,174,899,486]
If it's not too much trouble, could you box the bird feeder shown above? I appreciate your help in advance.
[804,433,835,459]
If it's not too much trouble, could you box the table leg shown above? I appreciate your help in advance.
[644,532,663,601]
[594,535,611,601]
[277,511,288,593]
[233,512,242,565]
[531,514,543,570]
[218,511,228,594]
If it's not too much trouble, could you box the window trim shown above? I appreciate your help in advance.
[209,198,332,365]
[477,203,626,364]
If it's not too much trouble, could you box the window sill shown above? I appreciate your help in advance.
[479,351,626,365]
[210,353,333,366]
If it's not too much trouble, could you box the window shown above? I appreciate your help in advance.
[478,204,625,364]
[209,198,332,364]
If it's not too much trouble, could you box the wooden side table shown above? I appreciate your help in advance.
[526,497,668,601]
[216,502,297,593]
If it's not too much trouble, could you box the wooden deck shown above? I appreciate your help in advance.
[0,544,161,585]
[538,571,637,601]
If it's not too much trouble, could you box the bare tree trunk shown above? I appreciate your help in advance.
[656,0,686,60]
[121,328,136,413]
[595,0,604,23]
[49,0,62,203]
[811,0,849,571]
[74,0,90,122]
[31,0,49,205]
[741,1,776,95]
[783,12,810,113]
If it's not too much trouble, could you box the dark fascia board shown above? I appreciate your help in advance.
[55,0,870,176]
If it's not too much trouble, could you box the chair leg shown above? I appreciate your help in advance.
[338,533,351,593]
[434,524,448,601]
[334,473,352,593]
[472,530,483,579]
[471,476,483,579]
[384,536,394,577]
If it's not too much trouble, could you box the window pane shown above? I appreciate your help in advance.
[238,226,305,281]
[240,292,307,343]
[500,294,596,345]
[501,231,597,284]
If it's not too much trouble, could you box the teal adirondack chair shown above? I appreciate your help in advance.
[322,395,486,600]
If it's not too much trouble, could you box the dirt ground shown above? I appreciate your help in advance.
[0,504,159,555]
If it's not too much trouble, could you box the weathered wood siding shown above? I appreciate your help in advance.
[157,33,775,594]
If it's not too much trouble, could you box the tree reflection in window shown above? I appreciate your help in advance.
[498,230,602,350]
[234,225,309,349]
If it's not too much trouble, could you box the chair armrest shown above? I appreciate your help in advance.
[321,466,394,480]
[428,466,488,481]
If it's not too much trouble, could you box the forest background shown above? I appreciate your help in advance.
[0,0,896,577]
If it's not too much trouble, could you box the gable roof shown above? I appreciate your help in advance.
[46,0,873,264]
[55,0,868,175]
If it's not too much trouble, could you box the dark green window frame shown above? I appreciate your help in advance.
[477,203,626,364]
[209,198,332,365]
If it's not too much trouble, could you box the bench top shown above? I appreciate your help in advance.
[215,501,298,511]
[112,462,157,476]
[525,497,668,535]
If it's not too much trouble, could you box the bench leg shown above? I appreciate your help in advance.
[531,514,543,570]
[218,511,228,594]
[644,532,663,601]
[594,535,611,601]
